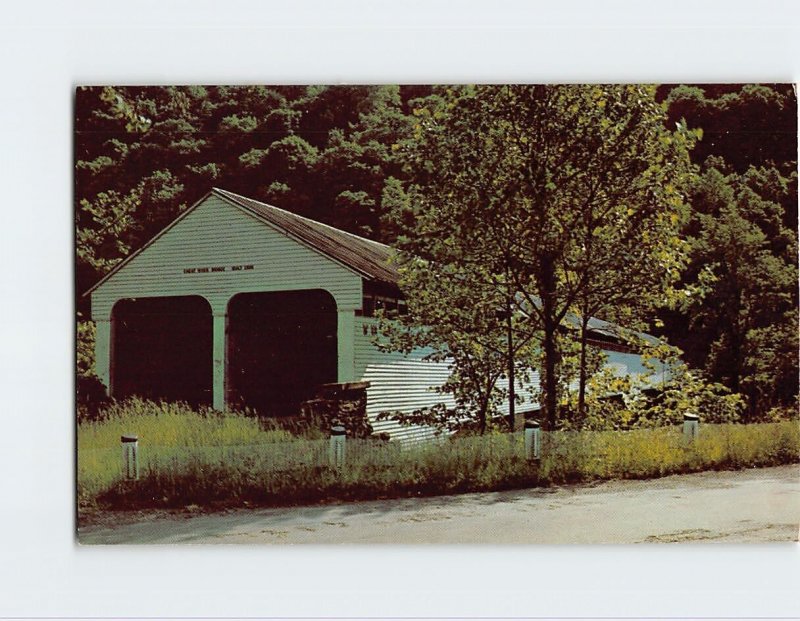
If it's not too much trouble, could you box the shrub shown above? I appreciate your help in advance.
[632,343,746,425]
[76,320,112,421]
[565,342,746,431]
[757,403,800,423]
[76,320,95,378]
[627,375,745,427]
[76,375,111,422]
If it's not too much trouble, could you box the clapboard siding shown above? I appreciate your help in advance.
[495,374,541,416]
[91,194,363,318]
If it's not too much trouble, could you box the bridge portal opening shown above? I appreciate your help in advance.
[227,289,337,416]
[111,296,213,406]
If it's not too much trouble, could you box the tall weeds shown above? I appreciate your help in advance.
[78,400,799,511]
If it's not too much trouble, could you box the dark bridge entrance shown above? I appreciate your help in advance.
[227,289,337,416]
[111,296,213,406]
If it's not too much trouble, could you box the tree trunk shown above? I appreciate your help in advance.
[577,314,590,420]
[507,294,516,431]
[542,322,558,429]
[478,373,496,434]
[539,253,559,430]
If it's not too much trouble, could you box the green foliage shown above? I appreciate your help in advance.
[671,163,798,417]
[561,342,745,431]
[626,375,745,428]
[664,84,797,176]
[76,319,110,419]
[629,342,745,426]
[76,169,184,278]
[742,312,800,417]
[375,254,535,433]
[76,188,139,275]
[76,320,96,378]
[386,85,698,429]
[661,84,798,418]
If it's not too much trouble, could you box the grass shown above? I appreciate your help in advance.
[77,399,305,506]
[77,399,800,512]
[78,398,296,448]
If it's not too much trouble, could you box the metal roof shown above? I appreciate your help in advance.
[580,314,661,346]
[516,296,661,348]
[213,188,400,285]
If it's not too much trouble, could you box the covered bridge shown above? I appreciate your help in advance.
[86,188,653,442]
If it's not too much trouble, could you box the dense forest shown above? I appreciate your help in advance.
[75,84,798,425]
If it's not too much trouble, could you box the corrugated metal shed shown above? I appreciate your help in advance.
[213,188,400,286]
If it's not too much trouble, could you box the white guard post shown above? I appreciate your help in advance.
[683,413,700,441]
[121,434,139,480]
[329,425,346,468]
[524,419,541,461]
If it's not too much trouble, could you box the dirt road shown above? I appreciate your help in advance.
[78,465,799,544]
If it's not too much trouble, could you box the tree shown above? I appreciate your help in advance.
[570,237,682,422]
[660,84,798,418]
[568,144,695,420]
[379,122,538,433]
[677,164,798,417]
[394,85,697,429]
[315,86,415,239]
[663,84,797,177]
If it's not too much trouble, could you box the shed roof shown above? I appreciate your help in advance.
[517,296,661,349]
[213,188,400,285]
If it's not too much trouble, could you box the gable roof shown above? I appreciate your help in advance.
[213,188,399,285]
[84,188,400,297]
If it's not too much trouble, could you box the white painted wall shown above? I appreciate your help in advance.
[90,193,364,405]
[91,194,363,319]
[354,317,448,443]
